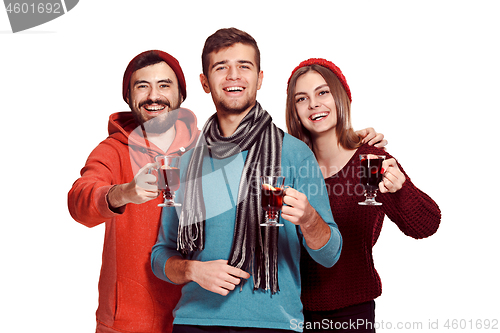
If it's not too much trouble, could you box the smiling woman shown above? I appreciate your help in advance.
[294,72,338,130]
[286,62,359,151]
[285,58,441,333]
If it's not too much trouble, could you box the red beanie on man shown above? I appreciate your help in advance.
[122,50,187,103]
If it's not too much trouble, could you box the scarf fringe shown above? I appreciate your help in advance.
[177,209,204,254]
[253,225,280,294]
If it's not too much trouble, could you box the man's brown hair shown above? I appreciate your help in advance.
[201,27,261,77]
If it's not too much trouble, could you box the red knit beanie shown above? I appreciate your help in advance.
[122,50,187,103]
[287,58,351,102]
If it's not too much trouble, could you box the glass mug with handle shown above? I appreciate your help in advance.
[358,154,386,206]
[155,154,182,207]
[260,175,287,226]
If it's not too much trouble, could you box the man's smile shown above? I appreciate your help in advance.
[144,104,166,112]
[140,99,170,115]
[223,86,245,93]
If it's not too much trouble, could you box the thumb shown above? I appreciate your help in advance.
[135,162,158,179]
[134,162,159,191]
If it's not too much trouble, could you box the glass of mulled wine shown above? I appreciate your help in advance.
[358,154,386,206]
[260,176,286,227]
[155,154,181,207]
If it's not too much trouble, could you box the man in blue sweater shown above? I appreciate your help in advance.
[151,28,342,332]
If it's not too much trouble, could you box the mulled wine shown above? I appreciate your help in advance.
[261,184,284,219]
[158,166,180,193]
[358,154,385,206]
[360,157,384,190]
[259,176,285,226]
[154,154,182,207]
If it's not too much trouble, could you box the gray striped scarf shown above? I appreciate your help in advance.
[178,102,283,294]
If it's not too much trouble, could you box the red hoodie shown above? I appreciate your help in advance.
[68,109,199,333]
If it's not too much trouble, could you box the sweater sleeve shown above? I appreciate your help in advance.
[151,151,193,283]
[151,206,183,284]
[303,224,342,268]
[379,155,441,239]
[67,140,126,228]
[286,139,342,268]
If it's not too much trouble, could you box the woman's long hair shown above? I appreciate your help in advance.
[286,64,361,151]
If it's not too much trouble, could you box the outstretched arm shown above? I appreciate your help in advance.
[107,162,159,209]
[69,142,160,227]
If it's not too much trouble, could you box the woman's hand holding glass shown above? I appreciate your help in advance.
[379,158,406,193]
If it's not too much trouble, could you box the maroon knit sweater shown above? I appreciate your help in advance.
[301,144,441,311]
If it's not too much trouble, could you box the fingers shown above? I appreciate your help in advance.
[356,127,388,148]
[225,262,251,280]
[193,260,250,296]
[283,187,305,210]
[366,133,386,147]
[355,128,367,138]
[379,158,405,193]
[357,127,376,144]
[356,128,370,143]
[213,271,244,296]
[280,209,300,225]
[283,187,299,201]
[382,171,398,189]
[136,173,158,191]
[136,162,158,177]
[379,175,392,193]
[381,158,393,173]
[135,162,160,192]
[282,188,314,225]
[374,139,388,149]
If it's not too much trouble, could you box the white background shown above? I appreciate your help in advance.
[1,1,498,332]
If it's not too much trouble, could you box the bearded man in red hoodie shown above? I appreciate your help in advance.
[68,50,200,333]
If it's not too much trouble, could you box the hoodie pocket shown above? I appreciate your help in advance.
[114,277,154,332]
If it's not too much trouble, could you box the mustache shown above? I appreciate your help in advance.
[139,99,171,109]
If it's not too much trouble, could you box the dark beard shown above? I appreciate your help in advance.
[141,108,180,134]
[132,98,181,134]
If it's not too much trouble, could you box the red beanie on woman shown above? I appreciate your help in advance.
[288,58,351,102]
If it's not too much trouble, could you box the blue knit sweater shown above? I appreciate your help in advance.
[151,133,342,331]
